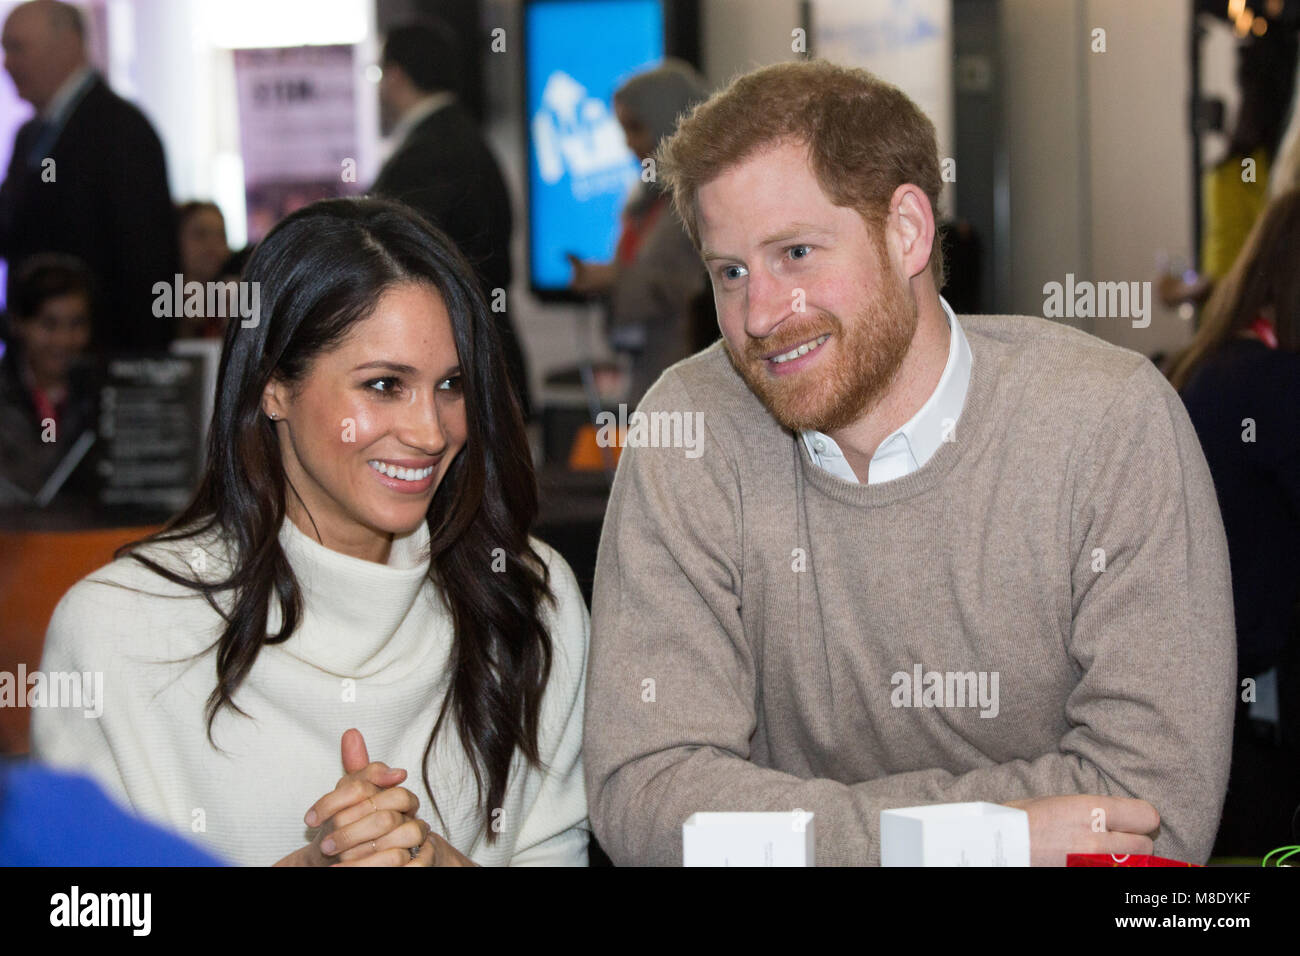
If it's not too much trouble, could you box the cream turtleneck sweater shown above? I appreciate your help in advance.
[32,516,590,866]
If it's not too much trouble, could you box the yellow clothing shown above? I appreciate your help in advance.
[1201,149,1271,280]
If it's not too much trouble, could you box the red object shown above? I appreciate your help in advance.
[1248,315,1279,349]
[1067,854,1200,867]
[614,195,668,264]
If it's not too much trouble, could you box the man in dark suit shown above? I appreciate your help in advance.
[372,21,530,418]
[0,0,177,354]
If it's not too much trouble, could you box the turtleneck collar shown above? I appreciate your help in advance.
[272,515,434,675]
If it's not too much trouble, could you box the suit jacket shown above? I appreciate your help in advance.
[371,102,530,415]
[0,74,178,353]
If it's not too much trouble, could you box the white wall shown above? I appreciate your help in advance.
[1081,0,1194,357]
[1001,0,1091,329]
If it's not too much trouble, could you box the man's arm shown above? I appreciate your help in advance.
[584,360,1234,866]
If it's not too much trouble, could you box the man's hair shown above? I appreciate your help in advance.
[383,20,461,95]
[658,59,945,287]
[9,253,93,320]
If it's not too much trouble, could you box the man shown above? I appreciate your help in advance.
[0,0,176,353]
[370,21,529,419]
[584,60,1236,866]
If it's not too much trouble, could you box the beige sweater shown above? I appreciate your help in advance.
[585,314,1236,866]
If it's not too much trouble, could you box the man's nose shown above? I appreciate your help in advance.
[744,265,793,340]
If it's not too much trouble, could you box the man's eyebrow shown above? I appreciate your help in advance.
[701,223,835,262]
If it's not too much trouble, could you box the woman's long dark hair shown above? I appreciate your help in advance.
[116,198,553,845]
[1167,187,1300,392]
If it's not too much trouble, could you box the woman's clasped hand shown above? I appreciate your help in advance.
[274,728,475,867]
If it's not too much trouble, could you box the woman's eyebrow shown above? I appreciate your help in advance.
[351,360,419,375]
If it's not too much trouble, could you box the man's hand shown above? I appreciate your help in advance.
[566,253,616,295]
[1004,795,1160,866]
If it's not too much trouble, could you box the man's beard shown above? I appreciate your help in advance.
[724,270,918,434]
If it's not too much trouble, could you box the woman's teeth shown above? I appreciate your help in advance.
[367,460,434,482]
[769,334,830,364]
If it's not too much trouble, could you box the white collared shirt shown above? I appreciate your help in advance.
[41,65,94,123]
[800,296,972,484]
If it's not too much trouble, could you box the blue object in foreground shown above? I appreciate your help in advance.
[0,760,226,866]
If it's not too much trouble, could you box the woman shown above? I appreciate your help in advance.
[1159,31,1296,308]
[1168,188,1300,856]
[175,200,233,339]
[33,198,590,866]
[0,253,97,507]
[567,59,711,404]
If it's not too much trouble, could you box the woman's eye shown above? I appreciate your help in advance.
[366,377,402,396]
[787,244,812,261]
[437,375,463,393]
[721,264,748,281]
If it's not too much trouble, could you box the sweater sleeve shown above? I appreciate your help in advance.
[1056,359,1235,862]
[505,543,592,866]
[30,577,135,813]
[585,362,1235,866]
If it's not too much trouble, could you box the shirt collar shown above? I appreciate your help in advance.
[388,91,456,150]
[800,295,972,485]
[41,66,94,123]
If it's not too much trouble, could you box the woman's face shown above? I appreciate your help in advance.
[180,207,230,283]
[262,281,468,563]
[16,291,92,386]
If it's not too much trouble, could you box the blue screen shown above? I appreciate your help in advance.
[525,0,664,292]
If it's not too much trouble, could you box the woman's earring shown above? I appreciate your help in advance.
[268,412,278,421]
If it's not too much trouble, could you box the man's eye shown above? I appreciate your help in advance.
[721,264,748,281]
[788,245,812,260]
[366,377,402,396]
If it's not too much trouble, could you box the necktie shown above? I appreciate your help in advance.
[25,118,58,169]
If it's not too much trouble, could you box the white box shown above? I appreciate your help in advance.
[880,802,1030,866]
[682,811,815,866]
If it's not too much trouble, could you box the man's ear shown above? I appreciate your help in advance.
[262,377,290,422]
[887,184,936,282]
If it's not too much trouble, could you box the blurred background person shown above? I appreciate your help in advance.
[1168,187,1300,857]
[0,252,96,507]
[1160,29,1297,309]
[175,200,232,339]
[567,59,711,407]
[0,0,177,354]
[370,19,529,420]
